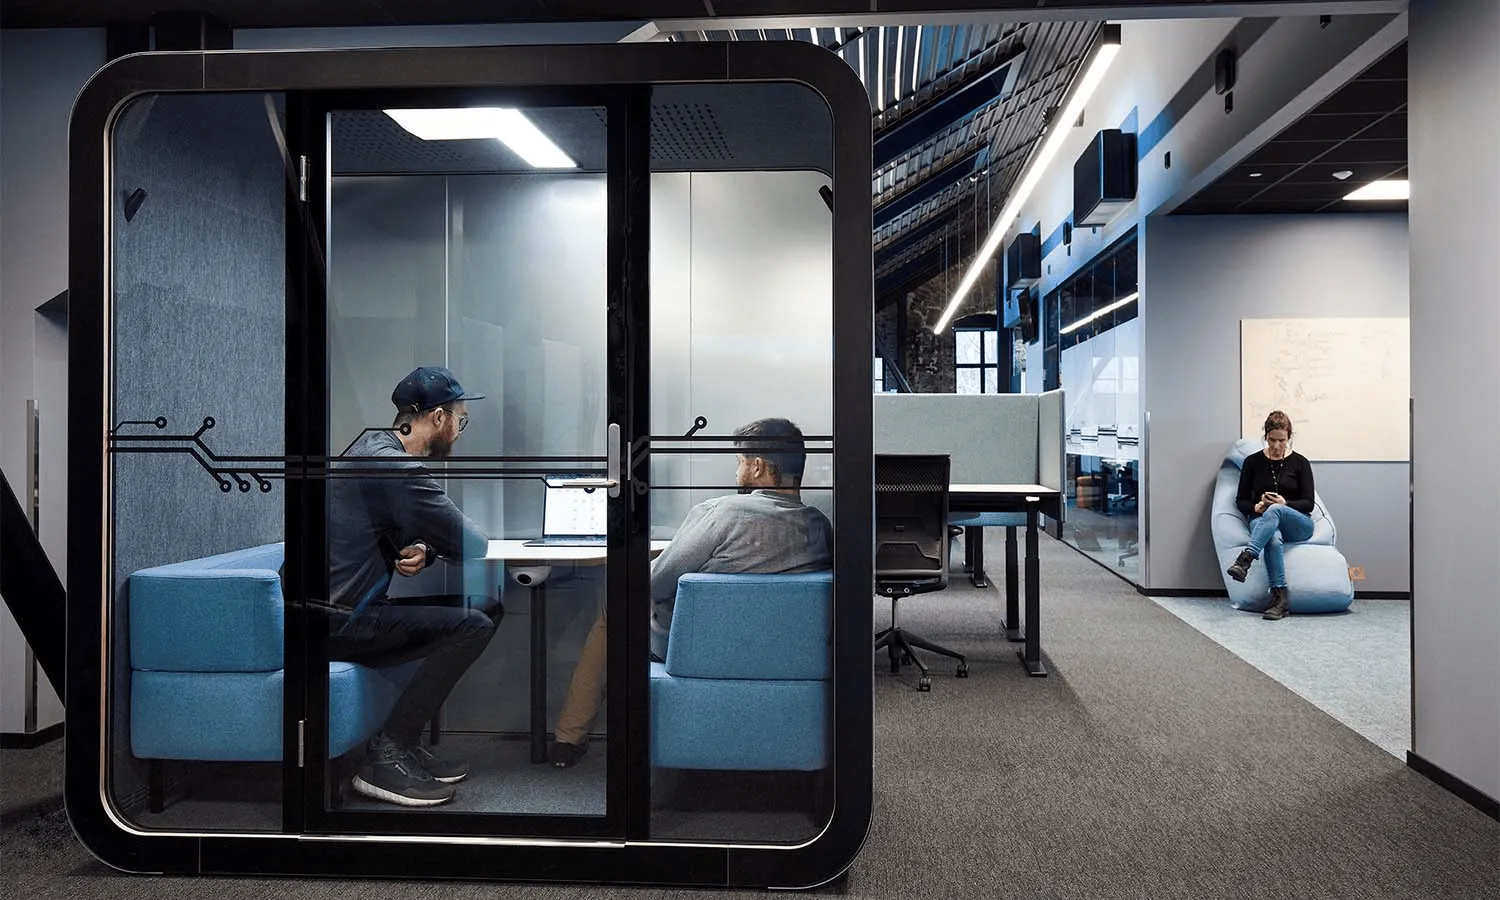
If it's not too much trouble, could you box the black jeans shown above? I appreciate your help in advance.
[327,595,500,748]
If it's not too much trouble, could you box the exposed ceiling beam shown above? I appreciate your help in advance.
[874,46,1025,170]
[877,194,966,263]
[3,1,1406,31]
[874,146,985,230]
[645,2,1404,32]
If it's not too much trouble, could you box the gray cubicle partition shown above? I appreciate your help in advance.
[873,390,1066,517]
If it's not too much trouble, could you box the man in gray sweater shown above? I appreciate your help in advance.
[327,366,498,807]
[547,417,833,768]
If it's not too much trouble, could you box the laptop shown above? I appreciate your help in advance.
[523,477,609,547]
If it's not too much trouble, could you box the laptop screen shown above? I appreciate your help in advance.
[542,478,608,537]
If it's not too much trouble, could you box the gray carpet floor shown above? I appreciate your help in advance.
[4,533,1497,899]
[1151,595,1411,759]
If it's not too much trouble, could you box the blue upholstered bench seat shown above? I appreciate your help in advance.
[132,662,408,761]
[129,542,410,764]
[949,512,1027,528]
[649,572,833,771]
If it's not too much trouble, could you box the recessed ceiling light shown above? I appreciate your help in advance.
[1332,170,1355,181]
[1248,172,1263,178]
[383,107,577,168]
[1344,178,1409,201]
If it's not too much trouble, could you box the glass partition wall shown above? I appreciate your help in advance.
[1051,231,1140,582]
[81,45,864,881]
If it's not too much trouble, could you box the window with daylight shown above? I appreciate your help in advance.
[954,326,1001,394]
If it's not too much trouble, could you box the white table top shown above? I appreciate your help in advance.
[950,483,1059,495]
[486,539,669,564]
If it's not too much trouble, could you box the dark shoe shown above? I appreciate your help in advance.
[1263,586,1290,621]
[404,743,469,784]
[548,740,588,768]
[1226,549,1257,583]
[351,735,456,807]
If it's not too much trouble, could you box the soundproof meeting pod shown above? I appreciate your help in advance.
[67,41,872,888]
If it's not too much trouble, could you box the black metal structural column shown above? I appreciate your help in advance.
[0,472,65,696]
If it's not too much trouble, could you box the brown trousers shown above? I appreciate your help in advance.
[553,606,607,745]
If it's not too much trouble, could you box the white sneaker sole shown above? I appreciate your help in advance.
[431,772,467,784]
[351,774,455,807]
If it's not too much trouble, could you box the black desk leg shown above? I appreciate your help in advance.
[967,526,989,588]
[1018,504,1047,677]
[530,584,548,763]
[1002,525,1023,642]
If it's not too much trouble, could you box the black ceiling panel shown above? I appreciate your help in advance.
[1176,42,1406,216]
[1276,113,1384,143]
[1313,79,1406,115]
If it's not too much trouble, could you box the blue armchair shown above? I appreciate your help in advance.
[1211,440,1354,614]
[129,543,412,808]
[648,572,833,771]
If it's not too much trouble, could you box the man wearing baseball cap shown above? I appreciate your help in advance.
[326,366,497,807]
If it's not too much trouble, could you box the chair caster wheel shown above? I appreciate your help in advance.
[956,663,969,678]
[918,677,931,692]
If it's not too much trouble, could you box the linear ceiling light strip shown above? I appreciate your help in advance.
[934,24,1121,334]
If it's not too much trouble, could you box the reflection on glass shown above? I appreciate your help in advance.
[1055,230,1139,582]
[647,82,836,846]
[323,106,609,820]
[108,92,288,832]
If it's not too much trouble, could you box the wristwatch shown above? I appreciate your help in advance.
[413,541,435,567]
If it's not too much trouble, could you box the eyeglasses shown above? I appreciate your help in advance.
[437,407,468,433]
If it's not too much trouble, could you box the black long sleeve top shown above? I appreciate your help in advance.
[1235,450,1316,519]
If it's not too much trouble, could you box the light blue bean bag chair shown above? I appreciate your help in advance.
[1211,439,1354,614]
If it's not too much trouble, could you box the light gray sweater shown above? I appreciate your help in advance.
[648,489,833,658]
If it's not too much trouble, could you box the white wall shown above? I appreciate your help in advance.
[0,28,106,736]
[1142,213,1410,593]
[1409,0,1500,806]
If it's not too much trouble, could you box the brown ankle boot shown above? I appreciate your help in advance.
[1226,549,1256,583]
[1263,586,1290,620]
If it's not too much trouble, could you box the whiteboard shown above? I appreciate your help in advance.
[1240,317,1409,461]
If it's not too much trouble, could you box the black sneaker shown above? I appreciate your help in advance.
[548,740,588,768]
[352,736,455,807]
[405,744,469,784]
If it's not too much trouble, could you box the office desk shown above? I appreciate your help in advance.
[484,540,668,762]
[948,484,1063,677]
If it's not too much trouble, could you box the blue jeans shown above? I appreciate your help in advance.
[1246,505,1315,588]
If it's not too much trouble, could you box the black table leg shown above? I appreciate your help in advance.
[967,525,989,588]
[1002,525,1023,642]
[530,584,548,762]
[1018,503,1047,677]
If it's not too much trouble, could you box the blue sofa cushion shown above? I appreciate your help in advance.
[949,512,1028,528]
[130,543,286,672]
[1211,442,1354,614]
[649,662,828,770]
[664,572,833,681]
[131,660,413,761]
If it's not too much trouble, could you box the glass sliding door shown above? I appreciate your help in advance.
[104,90,290,835]
[644,82,839,846]
[288,89,645,839]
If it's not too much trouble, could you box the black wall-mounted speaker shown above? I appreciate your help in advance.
[1005,232,1041,290]
[1073,129,1138,227]
[1018,290,1040,345]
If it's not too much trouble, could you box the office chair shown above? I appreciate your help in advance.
[874,454,968,692]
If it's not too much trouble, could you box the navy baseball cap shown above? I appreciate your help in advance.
[391,366,486,413]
